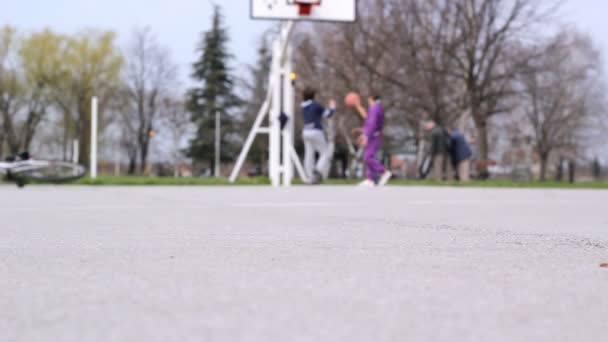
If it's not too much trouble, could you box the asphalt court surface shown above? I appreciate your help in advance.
[1,186,607,341]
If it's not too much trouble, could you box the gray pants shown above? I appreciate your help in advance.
[303,129,330,181]
[432,154,446,181]
[457,159,471,182]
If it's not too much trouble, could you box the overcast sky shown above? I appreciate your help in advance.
[3,0,607,86]
[2,0,273,87]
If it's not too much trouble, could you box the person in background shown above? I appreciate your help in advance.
[448,127,473,182]
[350,94,392,187]
[300,87,336,184]
[425,120,450,181]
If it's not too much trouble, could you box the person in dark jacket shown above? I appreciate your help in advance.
[300,87,336,184]
[425,120,449,181]
[448,128,473,182]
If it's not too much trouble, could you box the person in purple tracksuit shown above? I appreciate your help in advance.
[350,94,392,187]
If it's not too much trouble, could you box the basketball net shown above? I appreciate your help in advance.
[295,1,320,16]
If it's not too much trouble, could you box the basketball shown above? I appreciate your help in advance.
[344,92,360,107]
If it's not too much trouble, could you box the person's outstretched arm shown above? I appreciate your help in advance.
[355,103,367,120]
[323,99,337,118]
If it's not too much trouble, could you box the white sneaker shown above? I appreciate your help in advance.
[358,179,376,187]
[378,171,392,186]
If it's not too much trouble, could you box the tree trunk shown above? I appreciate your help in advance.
[209,158,215,177]
[78,125,91,167]
[127,156,137,175]
[568,159,576,183]
[62,119,68,161]
[2,113,20,155]
[173,137,181,178]
[21,107,43,152]
[0,133,5,157]
[555,156,564,181]
[6,137,20,155]
[539,153,549,181]
[140,140,149,176]
[78,97,91,167]
[475,120,490,180]
[61,110,72,161]
[592,159,601,180]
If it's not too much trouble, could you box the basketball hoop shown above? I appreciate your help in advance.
[294,1,320,16]
[251,0,356,22]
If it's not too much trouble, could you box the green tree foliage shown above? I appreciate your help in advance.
[186,6,240,169]
[0,26,57,155]
[59,31,123,166]
[0,26,23,155]
[3,28,123,163]
[19,29,64,153]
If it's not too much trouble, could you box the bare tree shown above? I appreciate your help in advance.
[439,0,560,178]
[106,88,139,174]
[123,27,177,174]
[299,0,561,179]
[161,97,191,177]
[348,0,466,127]
[518,30,603,181]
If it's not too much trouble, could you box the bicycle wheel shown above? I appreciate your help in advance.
[12,161,87,183]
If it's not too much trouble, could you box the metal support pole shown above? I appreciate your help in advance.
[269,39,282,187]
[215,110,221,177]
[282,41,295,186]
[90,97,98,179]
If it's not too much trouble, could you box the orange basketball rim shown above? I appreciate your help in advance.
[295,1,321,16]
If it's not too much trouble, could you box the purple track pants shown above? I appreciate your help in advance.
[364,137,385,182]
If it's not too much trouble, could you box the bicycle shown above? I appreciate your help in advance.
[0,152,87,188]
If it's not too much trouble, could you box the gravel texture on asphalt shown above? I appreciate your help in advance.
[1,186,607,342]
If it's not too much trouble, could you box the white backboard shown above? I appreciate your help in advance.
[251,0,357,22]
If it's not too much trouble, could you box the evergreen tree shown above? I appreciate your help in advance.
[186,6,239,170]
